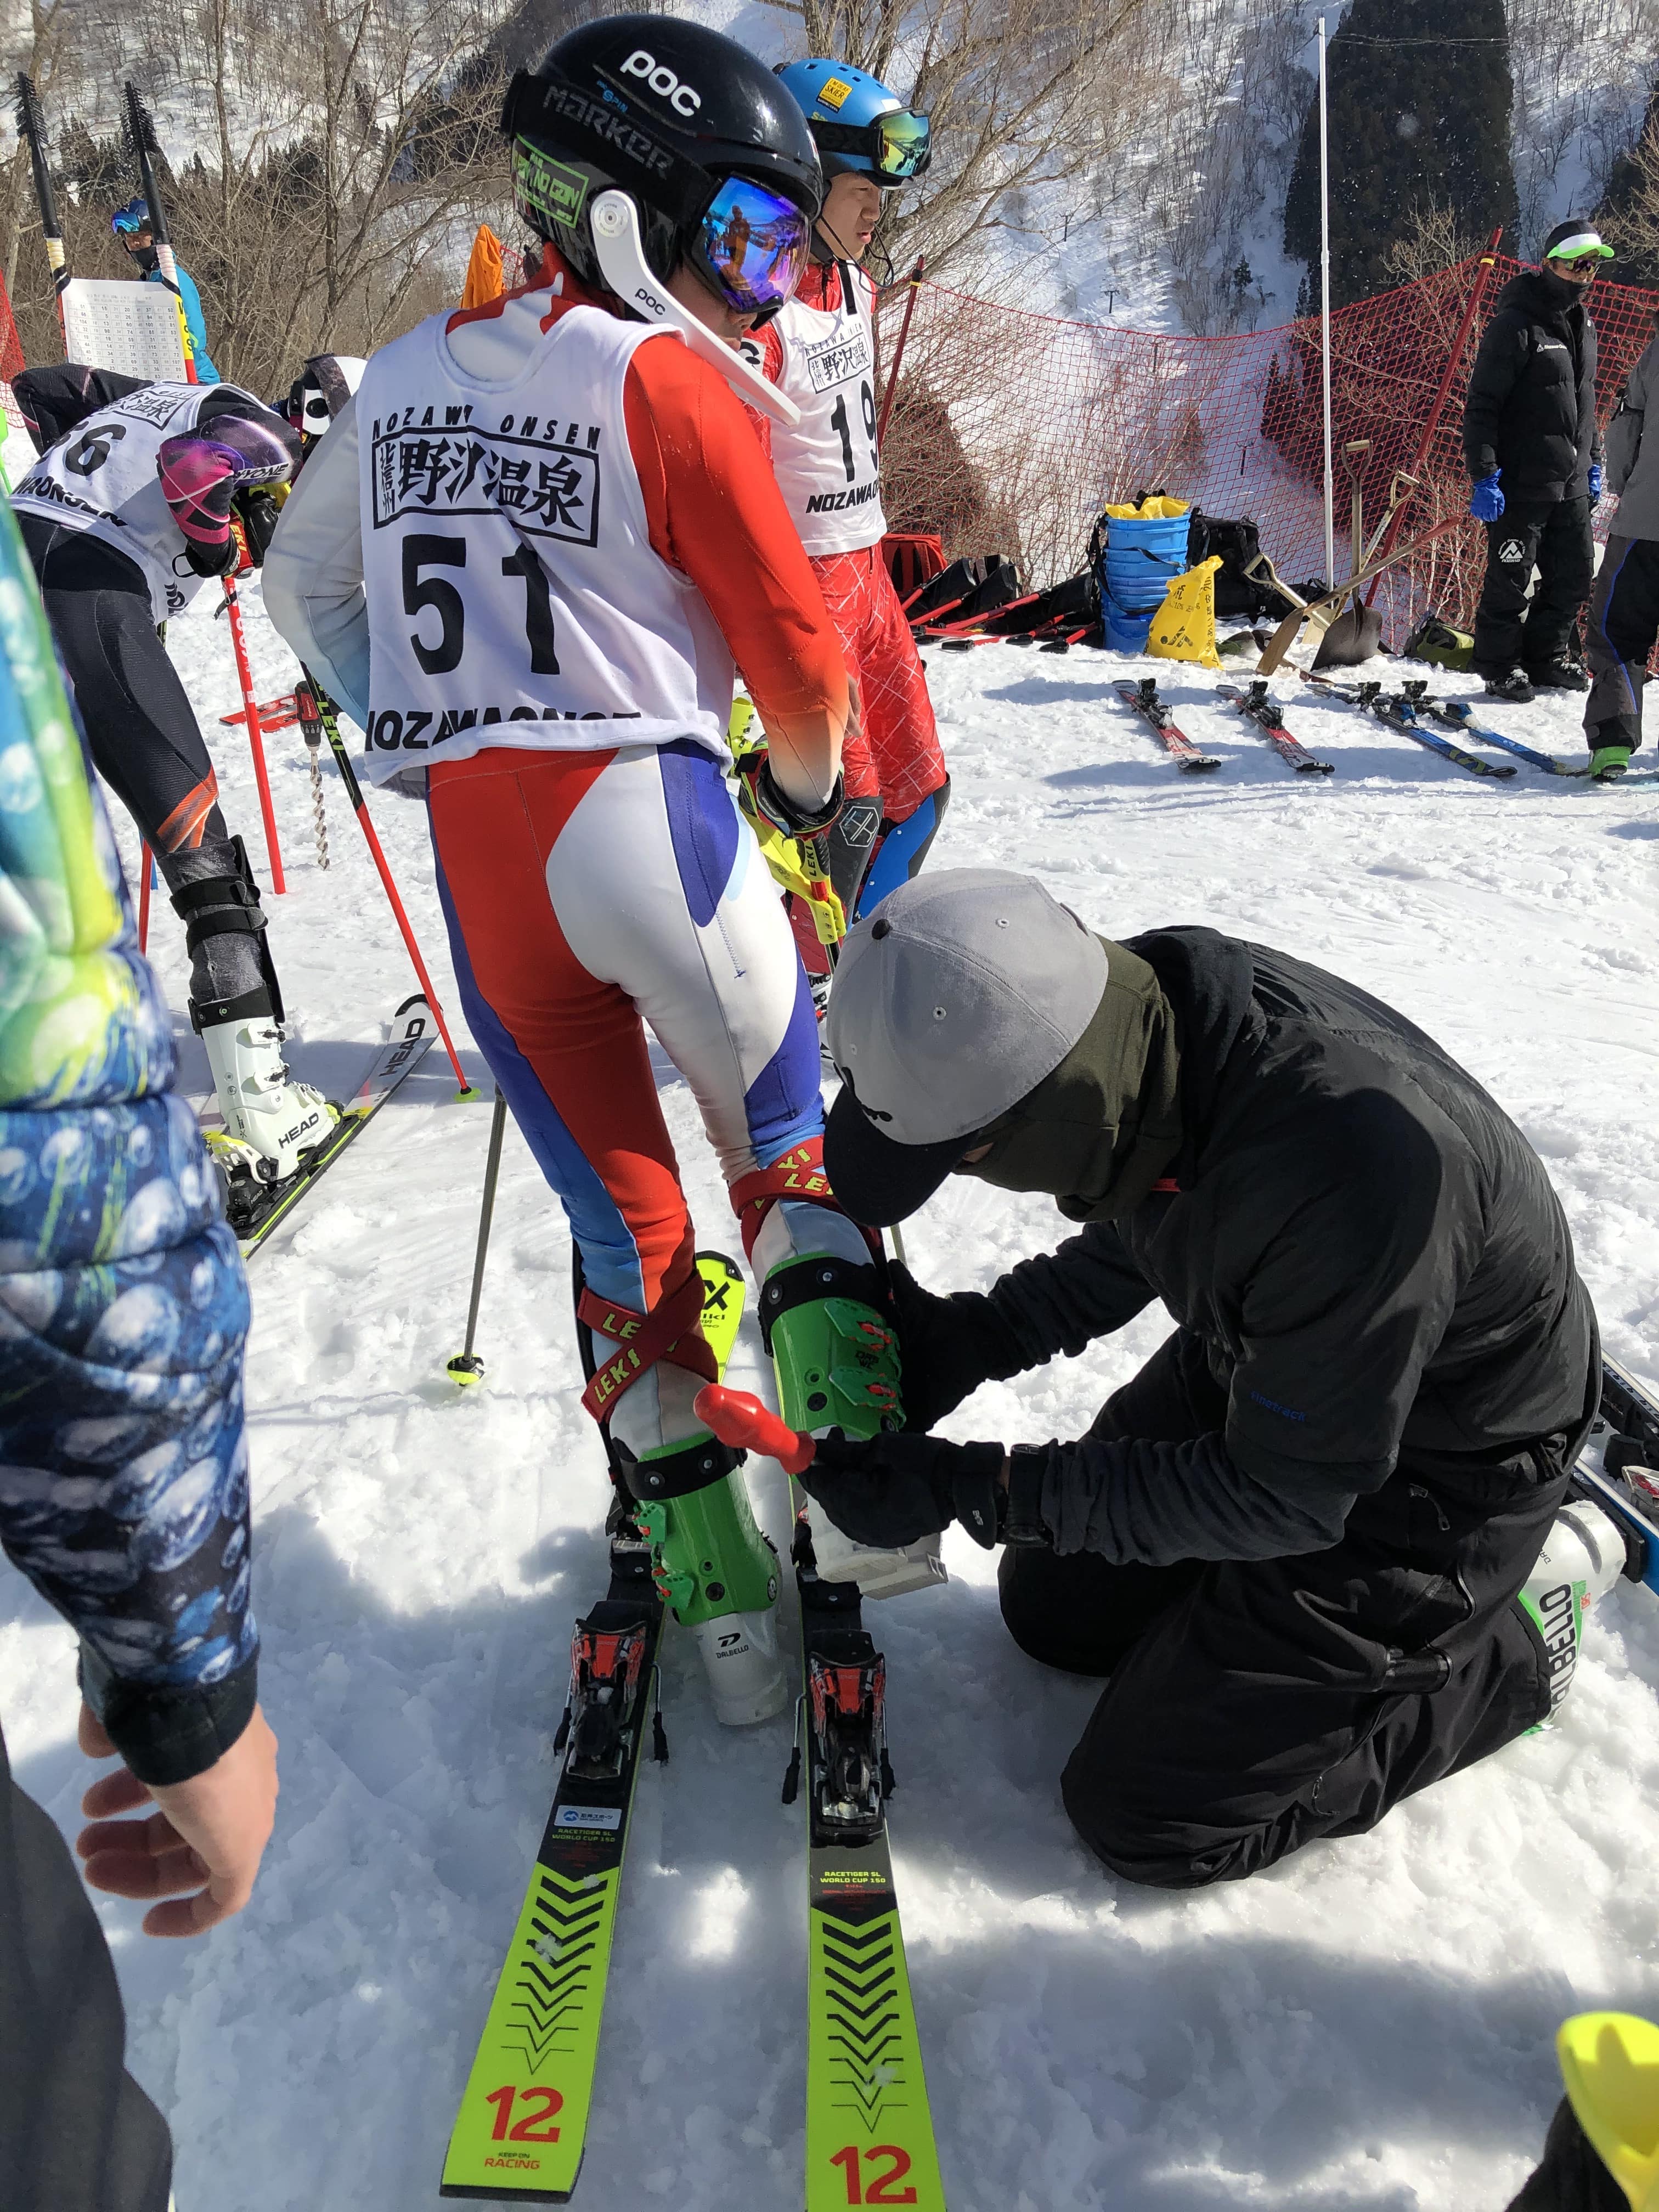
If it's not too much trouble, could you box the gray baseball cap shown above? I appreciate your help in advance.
[823,867,1108,1224]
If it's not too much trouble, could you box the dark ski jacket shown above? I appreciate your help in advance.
[979,929,1598,1565]
[1462,270,1602,500]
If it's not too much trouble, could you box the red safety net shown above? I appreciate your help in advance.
[0,264,29,440]
[875,255,1659,644]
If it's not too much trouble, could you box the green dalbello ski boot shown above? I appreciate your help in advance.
[741,1142,947,1600]
[584,1254,788,1727]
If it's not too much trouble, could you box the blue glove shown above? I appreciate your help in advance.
[1470,471,1505,523]
[1589,462,1605,504]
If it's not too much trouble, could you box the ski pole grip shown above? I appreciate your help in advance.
[693,1385,815,1475]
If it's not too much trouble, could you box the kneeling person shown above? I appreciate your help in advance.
[813,869,1599,1888]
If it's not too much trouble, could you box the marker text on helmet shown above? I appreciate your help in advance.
[620,49,702,118]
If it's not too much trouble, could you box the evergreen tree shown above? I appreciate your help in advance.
[1284,0,1517,307]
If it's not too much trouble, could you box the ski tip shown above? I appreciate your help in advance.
[446,1353,486,1387]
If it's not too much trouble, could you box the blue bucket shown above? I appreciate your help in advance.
[1100,511,1191,615]
[1103,597,1154,653]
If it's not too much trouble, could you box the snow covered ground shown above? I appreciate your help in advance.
[5,582,1659,2212]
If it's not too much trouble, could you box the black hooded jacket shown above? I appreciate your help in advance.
[1462,269,1601,499]
[979,929,1598,1566]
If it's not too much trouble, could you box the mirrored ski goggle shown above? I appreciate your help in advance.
[695,176,811,314]
[814,109,932,183]
[111,195,150,238]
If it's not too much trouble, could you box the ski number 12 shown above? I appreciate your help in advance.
[483,2084,564,2142]
[830,2143,917,2204]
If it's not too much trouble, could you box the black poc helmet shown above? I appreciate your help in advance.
[501,14,823,307]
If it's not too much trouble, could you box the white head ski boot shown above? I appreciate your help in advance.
[200,1008,334,1197]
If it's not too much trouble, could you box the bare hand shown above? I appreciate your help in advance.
[76,1701,279,1938]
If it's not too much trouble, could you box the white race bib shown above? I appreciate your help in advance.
[13,380,263,620]
[768,264,887,556]
[355,308,732,787]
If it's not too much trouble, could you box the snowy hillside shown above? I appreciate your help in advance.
[4,583,1659,2210]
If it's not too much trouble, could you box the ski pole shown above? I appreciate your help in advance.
[137,842,153,952]
[219,580,285,891]
[122,82,195,382]
[15,76,68,333]
[876,255,924,446]
[447,1087,507,1385]
[296,676,476,1097]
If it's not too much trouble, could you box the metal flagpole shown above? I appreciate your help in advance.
[1318,14,1335,590]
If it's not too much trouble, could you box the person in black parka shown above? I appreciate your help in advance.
[804,868,1599,1890]
[1462,221,1612,701]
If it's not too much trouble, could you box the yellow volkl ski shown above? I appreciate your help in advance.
[441,1254,746,2201]
[766,1251,948,2210]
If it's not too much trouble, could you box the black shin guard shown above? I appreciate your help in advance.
[165,835,284,1030]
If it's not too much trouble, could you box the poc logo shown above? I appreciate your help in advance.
[620,49,701,116]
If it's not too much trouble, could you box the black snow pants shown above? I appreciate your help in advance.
[21,517,277,1020]
[19,518,230,859]
[1472,493,1595,677]
[1583,533,1659,757]
[0,1716,172,2212]
[997,1327,1592,1889]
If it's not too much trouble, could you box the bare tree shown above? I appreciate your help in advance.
[2,0,513,391]
[1381,195,1483,287]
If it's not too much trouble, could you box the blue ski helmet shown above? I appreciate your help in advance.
[774,59,930,188]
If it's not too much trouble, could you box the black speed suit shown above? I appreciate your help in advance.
[1462,269,1602,678]
[961,929,1597,1887]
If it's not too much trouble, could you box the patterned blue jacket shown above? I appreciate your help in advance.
[0,488,255,1785]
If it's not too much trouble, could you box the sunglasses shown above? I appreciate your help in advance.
[814,109,932,182]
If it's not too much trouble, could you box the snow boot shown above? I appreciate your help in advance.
[1526,654,1589,692]
[1589,743,1632,783]
[167,836,333,1210]
[1483,667,1537,704]
[1519,1498,1630,1725]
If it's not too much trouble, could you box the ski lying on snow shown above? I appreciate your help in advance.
[786,1542,947,2212]
[1217,681,1334,773]
[1409,694,1571,774]
[1114,678,1222,772]
[206,994,437,1259]
[441,1256,747,2203]
[1297,673,1515,780]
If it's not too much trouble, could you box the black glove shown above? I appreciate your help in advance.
[736,749,843,839]
[183,532,240,579]
[798,1429,1006,1550]
[233,488,283,567]
[888,1262,1026,1433]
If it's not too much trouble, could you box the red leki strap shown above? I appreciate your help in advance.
[728,1138,842,1259]
[576,1268,716,1423]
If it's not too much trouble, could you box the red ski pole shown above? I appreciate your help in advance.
[137,841,153,952]
[876,255,924,447]
[295,678,476,1098]
[221,579,285,893]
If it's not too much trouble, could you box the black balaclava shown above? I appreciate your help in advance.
[956,936,1182,1222]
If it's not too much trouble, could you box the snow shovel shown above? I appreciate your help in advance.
[1314,442,1383,668]
[1255,517,1462,677]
